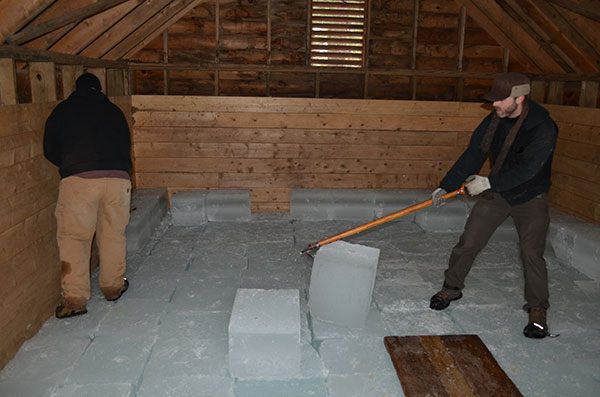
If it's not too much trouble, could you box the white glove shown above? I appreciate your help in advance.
[464,175,491,196]
[431,187,447,207]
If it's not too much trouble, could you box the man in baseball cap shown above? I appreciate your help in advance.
[428,72,559,339]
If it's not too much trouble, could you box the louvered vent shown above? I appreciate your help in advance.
[310,0,367,68]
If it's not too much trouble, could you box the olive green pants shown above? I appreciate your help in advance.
[444,192,550,309]
[55,176,131,308]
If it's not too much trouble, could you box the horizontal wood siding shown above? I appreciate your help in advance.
[0,96,131,369]
[0,101,60,369]
[545,105,600,223]
[132,96,600,223]
[131,95,484,212]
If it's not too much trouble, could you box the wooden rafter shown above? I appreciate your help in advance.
[546,0,600,23]
[123,0,233,59]
[456,0,567,73]
[80,0,173,59]
[105,0,203,60]
[528,0,600,72]
[21,0,98,51]
[501,0,577,72]
[49,0,143,55]
[0,0,56,43]
[7,0,131,46]
[454,0,540,72]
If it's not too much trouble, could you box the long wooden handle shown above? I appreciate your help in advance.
[313,186,465,248]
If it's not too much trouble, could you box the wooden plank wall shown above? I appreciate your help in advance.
[131,95,484,212]
[0,101,60,368]
[0,96,131,369]
[546,105,600,223]
[132,95,600,224]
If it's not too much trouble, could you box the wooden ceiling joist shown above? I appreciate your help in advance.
[456,0,566,73]
[546,0,600,23]
[0,0,56,44]
[454,0,541,72]
[49,0,143,55]
[528,0,600,72]
[105,0,203,60]
[0,43,127,68]
[80,0,173,59]
[6,0,131,46]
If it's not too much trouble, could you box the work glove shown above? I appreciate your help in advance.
[464,175,491,196]
[431,187,447,207]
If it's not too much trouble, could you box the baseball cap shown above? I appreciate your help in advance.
[482,72,530,102]
[75,73,102,92]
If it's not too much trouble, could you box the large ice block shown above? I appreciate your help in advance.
[228,289,301,379]
[308,241,380,327]
[170,190,207,226]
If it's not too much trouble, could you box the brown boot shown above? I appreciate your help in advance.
[55,303,87,319]
[523,307,548,339]
[429,285,463,310]
[105,278,129,302]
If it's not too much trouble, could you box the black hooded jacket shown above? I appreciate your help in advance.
[43,86,132,178]
[439,100,558,205]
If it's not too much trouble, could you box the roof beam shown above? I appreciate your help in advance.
[6,0,131,45]
[454,0,540,72]
[528,0,600,72]
[105,0,203,60]
[455,0,565,73]
[546,0,600,23]
[0,0,56,43]
[0,44,127,68]
[49,0,143,55]
[80,0,173,59]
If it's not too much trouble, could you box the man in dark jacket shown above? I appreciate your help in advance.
[44,73,132,318]
[428,72,558,339]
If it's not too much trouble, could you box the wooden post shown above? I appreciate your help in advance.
[86,67,106,92]
[547,81,564,105]
[60,64,83,97]
[579,81,599,108]
[29,61,56,102]
[411,0,419,100]
[163,30,169,95]
[456,6,466,101]
[107,68,125,96]
[530,80,546,103]
[0,58,18,105]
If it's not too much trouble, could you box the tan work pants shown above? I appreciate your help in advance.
[55,176,131,307]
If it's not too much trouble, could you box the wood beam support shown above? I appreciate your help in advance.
[579,81,599,108]
[105,0,202,60]
[81,0,173,59]
[546,0,600,23]
[454,0,564,73]
[529,0,600,72]
[59,64,83,97]
[29,61,56,102]
[122,0,205,60]
[6,0,131,46]
[0,44,127,68]
[49,1,143,55]
[0,58,18,105]
[0,0,56,44]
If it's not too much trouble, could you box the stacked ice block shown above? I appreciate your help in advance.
[228,289,301,379]
[308,240,380,328]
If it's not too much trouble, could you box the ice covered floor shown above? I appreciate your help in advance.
[1,215,599,397]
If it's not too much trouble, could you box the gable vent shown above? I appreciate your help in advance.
[310,0,367,68]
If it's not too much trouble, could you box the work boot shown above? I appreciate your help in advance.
[106,278,129,302]
[429,285,463,310]
[523,307,548,339]
[55,304,87,319]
